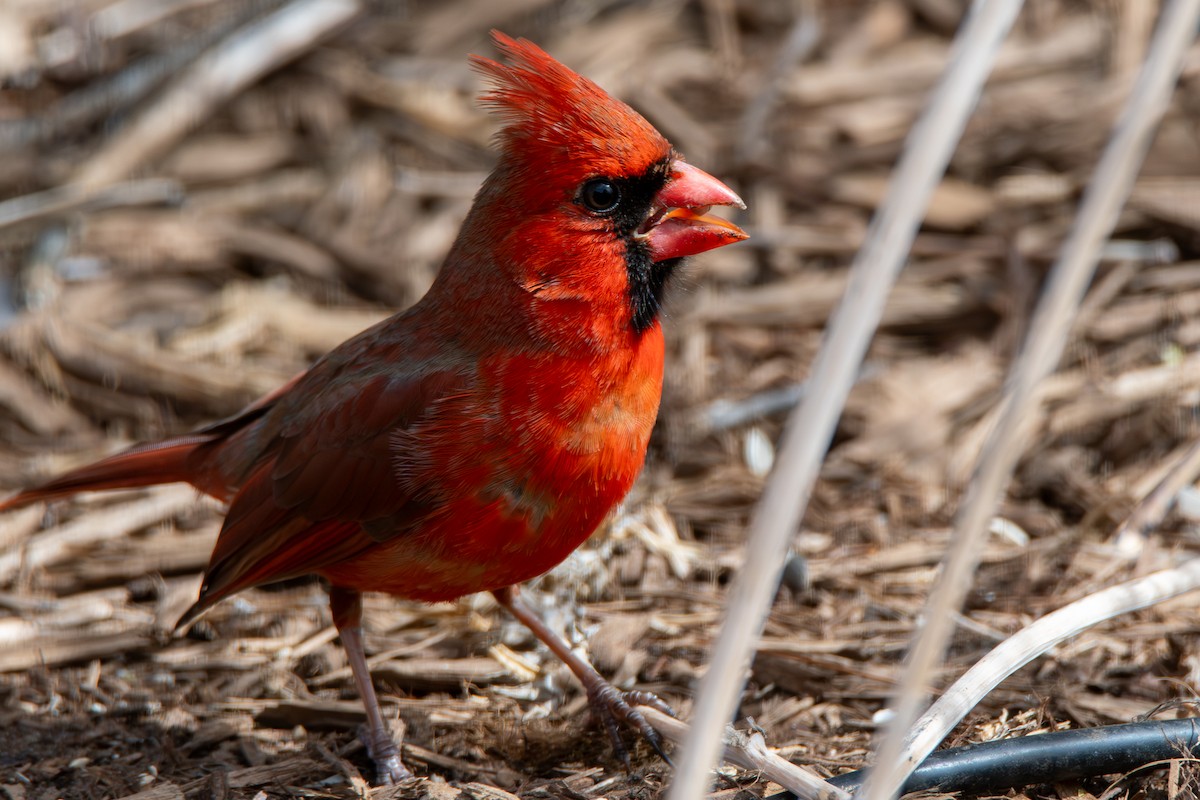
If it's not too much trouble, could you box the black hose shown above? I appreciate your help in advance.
[766,718,1200,798]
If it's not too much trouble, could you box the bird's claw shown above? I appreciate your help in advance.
[585,683,675,767]
[356,723,413,785]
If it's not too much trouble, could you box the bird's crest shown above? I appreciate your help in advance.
[471,31,670,177]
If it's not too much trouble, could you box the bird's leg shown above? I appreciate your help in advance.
[492,585,675,766]
[329,586,412,784]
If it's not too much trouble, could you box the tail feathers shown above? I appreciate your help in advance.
[0,435,216,513]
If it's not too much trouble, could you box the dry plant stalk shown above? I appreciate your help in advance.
[863,1,1200,797]
[6,2,1200,797]
[902,556,1200,772]
[638,706,848,800]
[667,2,1026,796]
[0,485,202,583]
[896,413,1200,780]
[74,0,363,189]
[1113,436,1200,556]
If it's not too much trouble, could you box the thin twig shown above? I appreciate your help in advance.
[862,2,1200,798]
[736,0,821,165]
[0,3,273,151]
[0,179,182,232]
[638,706,849,800]
[664,3,1025,798]
[696,363,881,433]
[0,486,204,584]
[73,0,363,189]
[1112,436,1200,557]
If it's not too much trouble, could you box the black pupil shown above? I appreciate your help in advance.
[582,179,620,213]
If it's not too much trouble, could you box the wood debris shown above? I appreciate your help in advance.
[1,1,1199,798]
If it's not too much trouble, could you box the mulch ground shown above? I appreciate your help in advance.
[4,1,1200,798]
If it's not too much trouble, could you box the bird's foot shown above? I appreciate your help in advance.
[357,723,413,785]
[584,681,676,767]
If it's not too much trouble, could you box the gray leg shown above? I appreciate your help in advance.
[331,587,412,784]
[493,585,674,766]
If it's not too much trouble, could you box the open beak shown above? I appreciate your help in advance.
[639,160,748,263]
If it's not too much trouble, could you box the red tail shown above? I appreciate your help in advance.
[0,435,218,512]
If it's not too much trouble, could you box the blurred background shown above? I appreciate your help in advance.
[3,1,1200,798]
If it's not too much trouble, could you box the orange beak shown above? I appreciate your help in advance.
[640,160,748,262]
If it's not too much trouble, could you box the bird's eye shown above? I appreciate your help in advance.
[580,179,621,214]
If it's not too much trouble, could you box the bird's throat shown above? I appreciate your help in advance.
[625,242,678,333]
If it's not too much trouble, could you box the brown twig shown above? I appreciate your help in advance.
[639,706,849,800]
[73,0,363,189]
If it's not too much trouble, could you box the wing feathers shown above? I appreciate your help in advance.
[190,365,471,612]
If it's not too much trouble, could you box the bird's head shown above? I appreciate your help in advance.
[454,31,747,341]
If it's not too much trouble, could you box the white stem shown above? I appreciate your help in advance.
[903,557,1200,770]
[861,2,1200,798]
[665,2,1025,797]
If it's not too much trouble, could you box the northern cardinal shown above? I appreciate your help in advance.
[1,32,746,782]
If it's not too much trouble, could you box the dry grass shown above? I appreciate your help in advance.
[3,1,1200,798]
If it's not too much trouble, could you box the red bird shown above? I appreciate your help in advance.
[0,32,747,782]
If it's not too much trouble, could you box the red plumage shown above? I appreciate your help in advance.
[1,32,747,782]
